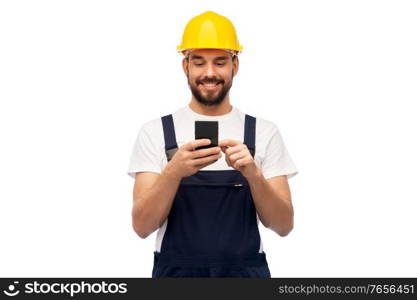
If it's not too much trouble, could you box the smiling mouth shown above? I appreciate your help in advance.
[199,82,222,90]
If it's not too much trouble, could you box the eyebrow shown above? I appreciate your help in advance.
[214,56,229,61]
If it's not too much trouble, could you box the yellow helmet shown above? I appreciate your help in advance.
[177,11,243,56]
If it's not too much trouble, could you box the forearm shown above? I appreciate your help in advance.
[246,167,294,236]
[132,168,182,238]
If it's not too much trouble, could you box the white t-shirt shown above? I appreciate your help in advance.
[127,104,299,252]
[127,104,298,179]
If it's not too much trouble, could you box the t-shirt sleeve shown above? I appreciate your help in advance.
[260,124,299,180]
[127,123,164,179]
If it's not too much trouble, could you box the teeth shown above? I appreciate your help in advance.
[203,83,217,86]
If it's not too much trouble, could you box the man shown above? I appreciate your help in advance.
[127,11,298,278]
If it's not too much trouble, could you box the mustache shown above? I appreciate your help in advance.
[196,78,224,85]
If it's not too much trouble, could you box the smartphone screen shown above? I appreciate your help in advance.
[195,121,218,150]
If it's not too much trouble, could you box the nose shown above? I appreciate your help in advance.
[204,62,216,78]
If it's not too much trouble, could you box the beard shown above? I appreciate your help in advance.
[187,71,233,107]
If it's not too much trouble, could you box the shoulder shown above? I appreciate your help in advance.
[136,117,165,148]
[243,112,279,139]
[236,107,276,131]
[256,116,277,133]
[138,117,163,134]
[233,108,279,141]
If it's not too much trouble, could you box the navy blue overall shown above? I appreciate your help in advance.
[151,113,271,278]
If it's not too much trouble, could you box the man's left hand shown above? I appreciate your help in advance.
[218,139,261,180]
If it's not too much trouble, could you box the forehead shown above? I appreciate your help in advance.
[188,49,231,59]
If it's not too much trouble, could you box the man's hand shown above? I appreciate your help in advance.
[164,138,222,180]
[219,139,261,180]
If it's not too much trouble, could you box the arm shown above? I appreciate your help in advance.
[131,168,181,239]
[219,137,295,237]
[131,139,221,239]
[246,167,294,236]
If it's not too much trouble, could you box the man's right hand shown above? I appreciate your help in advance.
[164,138,222,180]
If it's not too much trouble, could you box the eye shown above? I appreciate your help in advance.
[194,61,204,66]
[216,62,226,66]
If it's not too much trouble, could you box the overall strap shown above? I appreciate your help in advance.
[161,114,178,162]
[244,114,256,158]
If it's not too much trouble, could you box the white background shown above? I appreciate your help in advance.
[1,0,416,277]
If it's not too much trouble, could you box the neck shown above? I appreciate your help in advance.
[189,96,232,116]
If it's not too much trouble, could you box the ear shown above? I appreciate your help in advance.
[232,56,239,77]
[182,57,189,76]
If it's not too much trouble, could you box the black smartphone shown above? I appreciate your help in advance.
[195,121,218,150]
